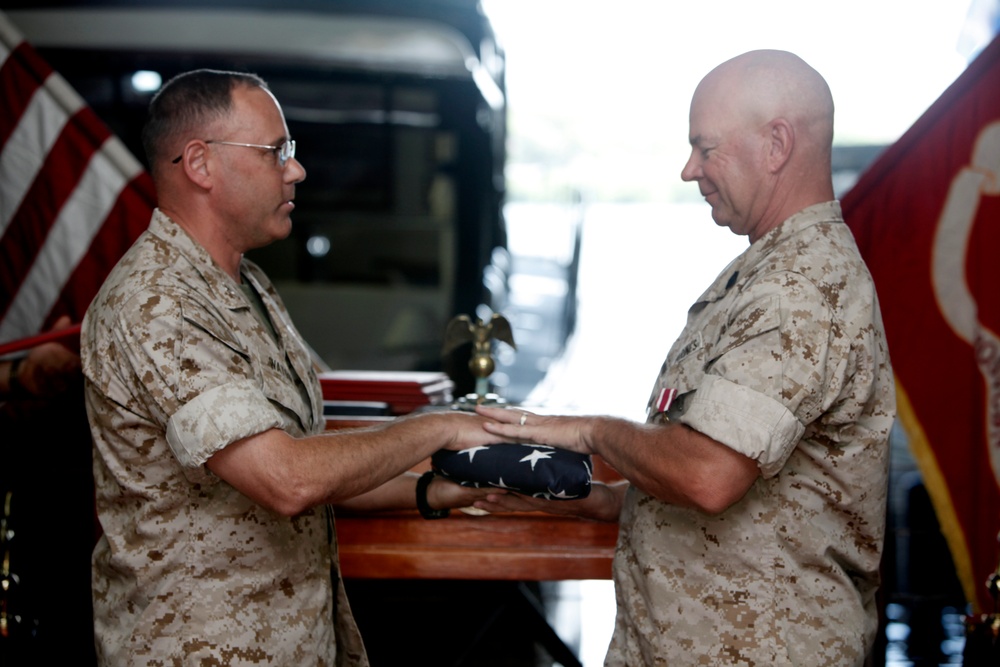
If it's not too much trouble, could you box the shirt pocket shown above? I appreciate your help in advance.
[707,294,784,397]
[182,305,253,363]
[660,331,709,420]
[178,305,271,401]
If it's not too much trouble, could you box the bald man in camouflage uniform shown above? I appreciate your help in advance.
[470,50,896,665]
[82,70,498,666]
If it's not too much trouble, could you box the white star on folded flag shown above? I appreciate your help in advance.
[459,445,490,463]
[518,447,553,470]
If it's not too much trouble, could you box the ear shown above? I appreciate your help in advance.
[766,118,794,173]
[176,140,213,190]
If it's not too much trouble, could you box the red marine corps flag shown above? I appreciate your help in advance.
[843,35,1000,614]
[0,11,152,347]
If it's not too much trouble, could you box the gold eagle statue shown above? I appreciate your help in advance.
[442,313,517,380]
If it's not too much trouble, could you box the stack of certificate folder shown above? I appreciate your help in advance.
[318,370,455,428]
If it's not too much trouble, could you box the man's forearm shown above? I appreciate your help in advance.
[585,417,758,514]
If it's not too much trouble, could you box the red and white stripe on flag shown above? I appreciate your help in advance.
[843,34,1000,614]
[0,11,153,346]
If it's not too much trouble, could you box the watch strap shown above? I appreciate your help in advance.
[416,470,450,520]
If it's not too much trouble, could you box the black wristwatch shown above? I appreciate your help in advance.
[415,470,450,520]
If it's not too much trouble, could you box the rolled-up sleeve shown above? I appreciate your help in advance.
[167,379,283,468]
[679,374,804,478]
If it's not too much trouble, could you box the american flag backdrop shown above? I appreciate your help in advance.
[0,11,153,346]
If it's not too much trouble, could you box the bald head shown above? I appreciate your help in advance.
[682,50,836,241]
[698,49,834,163]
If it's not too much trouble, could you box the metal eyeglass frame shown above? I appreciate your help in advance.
[171,139,296,166]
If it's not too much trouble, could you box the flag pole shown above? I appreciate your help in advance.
[0,323,81,357]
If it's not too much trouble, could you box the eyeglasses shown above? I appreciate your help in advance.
[171,139,296,166]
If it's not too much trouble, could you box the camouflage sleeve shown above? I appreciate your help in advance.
[681,271,843,476]
[680,375,804,477]
[167,380,282,468]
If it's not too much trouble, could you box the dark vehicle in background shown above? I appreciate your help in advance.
[6,0,509,391]
[3,3,548,665]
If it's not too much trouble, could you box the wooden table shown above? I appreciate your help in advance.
[337,508,619,580]
[335,460,622,667]
[335,456,622,581]
[329,418,623,666]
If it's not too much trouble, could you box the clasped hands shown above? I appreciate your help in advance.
[440,406,622,522]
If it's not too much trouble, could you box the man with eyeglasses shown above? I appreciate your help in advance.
[81,69,499,666]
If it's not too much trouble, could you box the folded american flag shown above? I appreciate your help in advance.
[432,444,592,500]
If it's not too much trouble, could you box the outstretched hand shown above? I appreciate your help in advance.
[470,480,627,523]
[474,405,592,455]
[432,408,516,452]
[428,474,506,510]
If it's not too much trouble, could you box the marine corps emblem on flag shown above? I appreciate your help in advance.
[843,34,1000,614]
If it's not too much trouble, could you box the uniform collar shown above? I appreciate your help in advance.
[754,201,843,254]
[697,201,842,304]
[148,208,246,310]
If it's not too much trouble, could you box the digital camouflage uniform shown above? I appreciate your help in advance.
[82,210,368,666]
[606,202,895,666]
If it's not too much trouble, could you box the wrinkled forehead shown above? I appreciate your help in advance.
[688,73,751,141]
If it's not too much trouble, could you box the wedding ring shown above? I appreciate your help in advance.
[519,412,528,426]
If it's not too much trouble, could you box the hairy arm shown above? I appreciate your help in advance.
[207,410,500,516]
[334,470,499,513]
[473,479,628,522]
[477,406,759,515]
